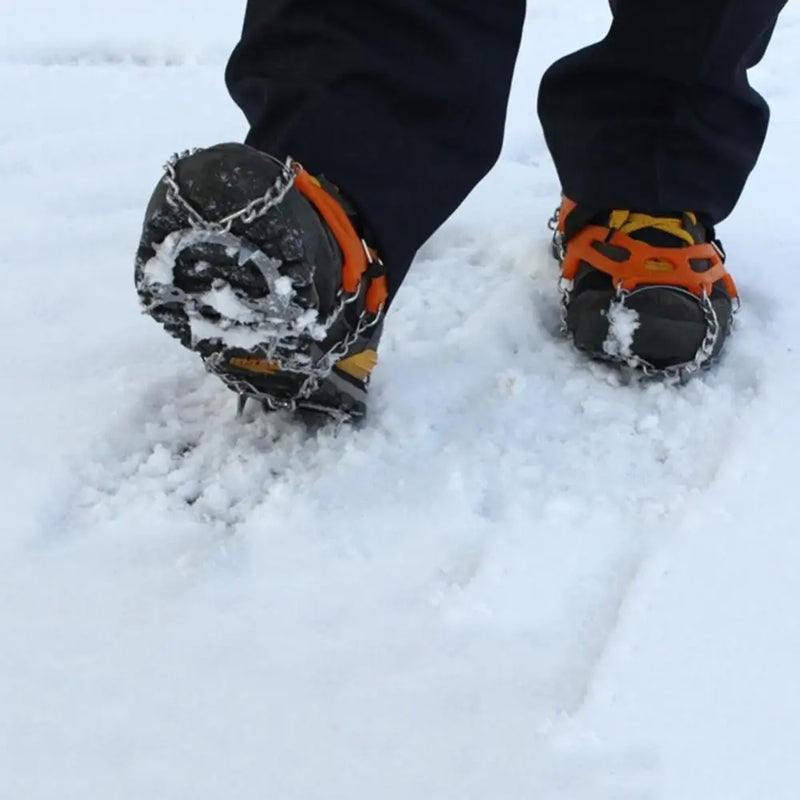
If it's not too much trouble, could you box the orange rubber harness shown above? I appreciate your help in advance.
[293,167,388,315]
[557,199,738,300]
[562,225,738,299]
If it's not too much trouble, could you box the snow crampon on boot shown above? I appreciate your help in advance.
[134,143,388,421]
[550,200,740,378]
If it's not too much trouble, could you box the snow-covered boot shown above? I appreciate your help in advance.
[134,143,387,420]
[550,200,739,377]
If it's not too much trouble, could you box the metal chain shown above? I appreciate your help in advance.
[162,149,297,232]
[205,302,382,420]
[297,306,384,402]
[558,275,724,381]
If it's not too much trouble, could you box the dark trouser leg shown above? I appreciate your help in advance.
[226,0,526,296]
[538,0,787,223]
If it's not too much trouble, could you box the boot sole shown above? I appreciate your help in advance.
[134,145,369,419]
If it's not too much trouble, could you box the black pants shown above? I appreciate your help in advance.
[226,0,787,296]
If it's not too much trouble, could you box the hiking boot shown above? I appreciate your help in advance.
[134,143,387,421]
[550,199,739,377]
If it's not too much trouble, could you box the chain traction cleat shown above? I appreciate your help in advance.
[549,199,740,380]
[135,144,388,422]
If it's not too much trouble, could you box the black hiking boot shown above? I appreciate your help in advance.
[134,143,387,421]
[551,199,739,377]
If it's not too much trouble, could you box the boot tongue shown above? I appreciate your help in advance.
[608,210,708,248]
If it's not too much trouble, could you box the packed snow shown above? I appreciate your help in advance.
[3,2,800,798]
[602,299,640,362]
[141,226,328,350]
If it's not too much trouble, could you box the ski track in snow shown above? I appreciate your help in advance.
[3,1,800,798]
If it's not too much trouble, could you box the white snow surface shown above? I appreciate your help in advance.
[3,2,800,798]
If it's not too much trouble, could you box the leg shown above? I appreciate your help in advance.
[226,0,526,296]
[539,0,788,222]
[136,0,525,419]
[541,0,787,375]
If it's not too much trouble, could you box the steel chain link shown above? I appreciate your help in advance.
[162,149,298,231]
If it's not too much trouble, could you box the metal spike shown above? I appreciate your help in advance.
[236,394,249,418]
[618,364,636,387]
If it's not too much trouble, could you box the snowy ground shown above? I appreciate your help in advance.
[3,2,800,798]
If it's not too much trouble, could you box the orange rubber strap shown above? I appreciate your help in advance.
[293,168,388,314]
[562,225,739,300]
[557,196,578,234]
[364,246,389,317]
